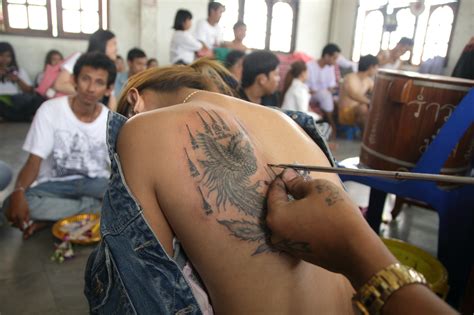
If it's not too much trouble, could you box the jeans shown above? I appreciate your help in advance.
[1,177,108,221]
[0,160,13,191]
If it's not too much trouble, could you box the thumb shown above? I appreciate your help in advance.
[281,169,314,200]
[267,177,290,212]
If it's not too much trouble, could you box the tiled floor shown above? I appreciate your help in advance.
[0,123,439,314]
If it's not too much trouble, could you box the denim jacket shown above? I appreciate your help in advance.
[84,112,202,314]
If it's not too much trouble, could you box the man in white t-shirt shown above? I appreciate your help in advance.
[3,52,117,239]
[194,2,225,49]
[306,43,341,137]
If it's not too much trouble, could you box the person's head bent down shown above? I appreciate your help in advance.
[116,58,238,117]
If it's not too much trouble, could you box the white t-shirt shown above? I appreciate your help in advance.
[170,30,203,64]
[282,78,311,112]
[0,68,32,95]
[194,19,222,49]
[23,96,110,184]
[306,60,337,92]
[61,52,82,74]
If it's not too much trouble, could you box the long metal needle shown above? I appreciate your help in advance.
[268,163,474,185]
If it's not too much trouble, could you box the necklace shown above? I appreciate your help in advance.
[182,90,200,103]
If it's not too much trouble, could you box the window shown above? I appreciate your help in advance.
[219,0,299,53]
[352,0,458,65]
[0,0,108,38]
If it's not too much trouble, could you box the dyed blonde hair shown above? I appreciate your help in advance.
[117,58,238,116]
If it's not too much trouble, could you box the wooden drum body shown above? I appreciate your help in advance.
[361,69,474,175]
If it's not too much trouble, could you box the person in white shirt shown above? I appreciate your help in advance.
[282,61,310,112]
[194,2,225,49]
[170,9,204,65]
[2,52,116,239]
[0,42,33,95]
[306,43,341,136]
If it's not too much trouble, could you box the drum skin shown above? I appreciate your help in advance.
[361,69,474,175]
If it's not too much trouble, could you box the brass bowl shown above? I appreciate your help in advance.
[52,213,100,245]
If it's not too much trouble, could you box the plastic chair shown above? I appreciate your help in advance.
[338,88,474,306]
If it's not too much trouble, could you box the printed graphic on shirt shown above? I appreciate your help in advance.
[52,129,108,178]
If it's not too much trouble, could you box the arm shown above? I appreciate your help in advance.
[7,69,33,93]
[5,154,42,229]
[53,69,76,95]
[183,32,204,52]
[266,169,457,315]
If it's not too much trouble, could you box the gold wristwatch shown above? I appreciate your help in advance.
[353,263,428,315]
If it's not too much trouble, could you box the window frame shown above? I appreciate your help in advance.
[351,0,459,66]
[222,0,299,53]
[2,0,53,37]
[0,0,109,39]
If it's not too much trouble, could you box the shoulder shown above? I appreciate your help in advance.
[61,52,81,72]
[195,19,206,28]
[33,96,68,121]
[40,96,68,111]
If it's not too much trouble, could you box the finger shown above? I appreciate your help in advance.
[267,177,290,212]
[281,169,314,199]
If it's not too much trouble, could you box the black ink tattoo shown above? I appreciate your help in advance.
[314,181,343,206]
[186,124,199,149]
[197,186,213,215]
[185,148,200,177]
[185,110,277,255]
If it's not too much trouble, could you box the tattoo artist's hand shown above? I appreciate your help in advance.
[266,169,396,288]
[6,191,30,231]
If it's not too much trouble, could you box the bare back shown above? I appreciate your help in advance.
[117,92,354,314]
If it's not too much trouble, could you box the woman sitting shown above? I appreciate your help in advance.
[85,59,353,314]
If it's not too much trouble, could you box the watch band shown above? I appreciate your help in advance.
[353,263,428,315]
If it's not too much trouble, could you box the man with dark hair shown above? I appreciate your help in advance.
[2,52,115,239]
[239,50,281,106]
[195,1,225,49]
[338,54,378,131]
[306,43,341,135]
[115,48,147,95]
[225,21,247,51]
[377,37,414,69]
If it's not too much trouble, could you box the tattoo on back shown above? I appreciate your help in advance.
[184,109,275,255]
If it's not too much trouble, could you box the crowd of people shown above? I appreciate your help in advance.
[0,1,463,314]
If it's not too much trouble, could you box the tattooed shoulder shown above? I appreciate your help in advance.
[183,108,276,255]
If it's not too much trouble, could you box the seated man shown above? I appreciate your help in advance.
[114,48,147,96]
[239,50,281,106]
[306,43,341,136]
[85,62,354,313]
[338,54,378,131]
[2,52,116,239]
[224,21,247,51]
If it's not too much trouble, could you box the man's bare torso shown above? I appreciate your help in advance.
[340,72,373,109]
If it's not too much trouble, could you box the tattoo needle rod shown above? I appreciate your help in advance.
[268,164,474,185]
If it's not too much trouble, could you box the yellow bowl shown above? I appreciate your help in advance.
[382,238,449,299]
[52,213,101,245]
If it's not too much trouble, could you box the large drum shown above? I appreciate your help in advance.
[360,69,474,175]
